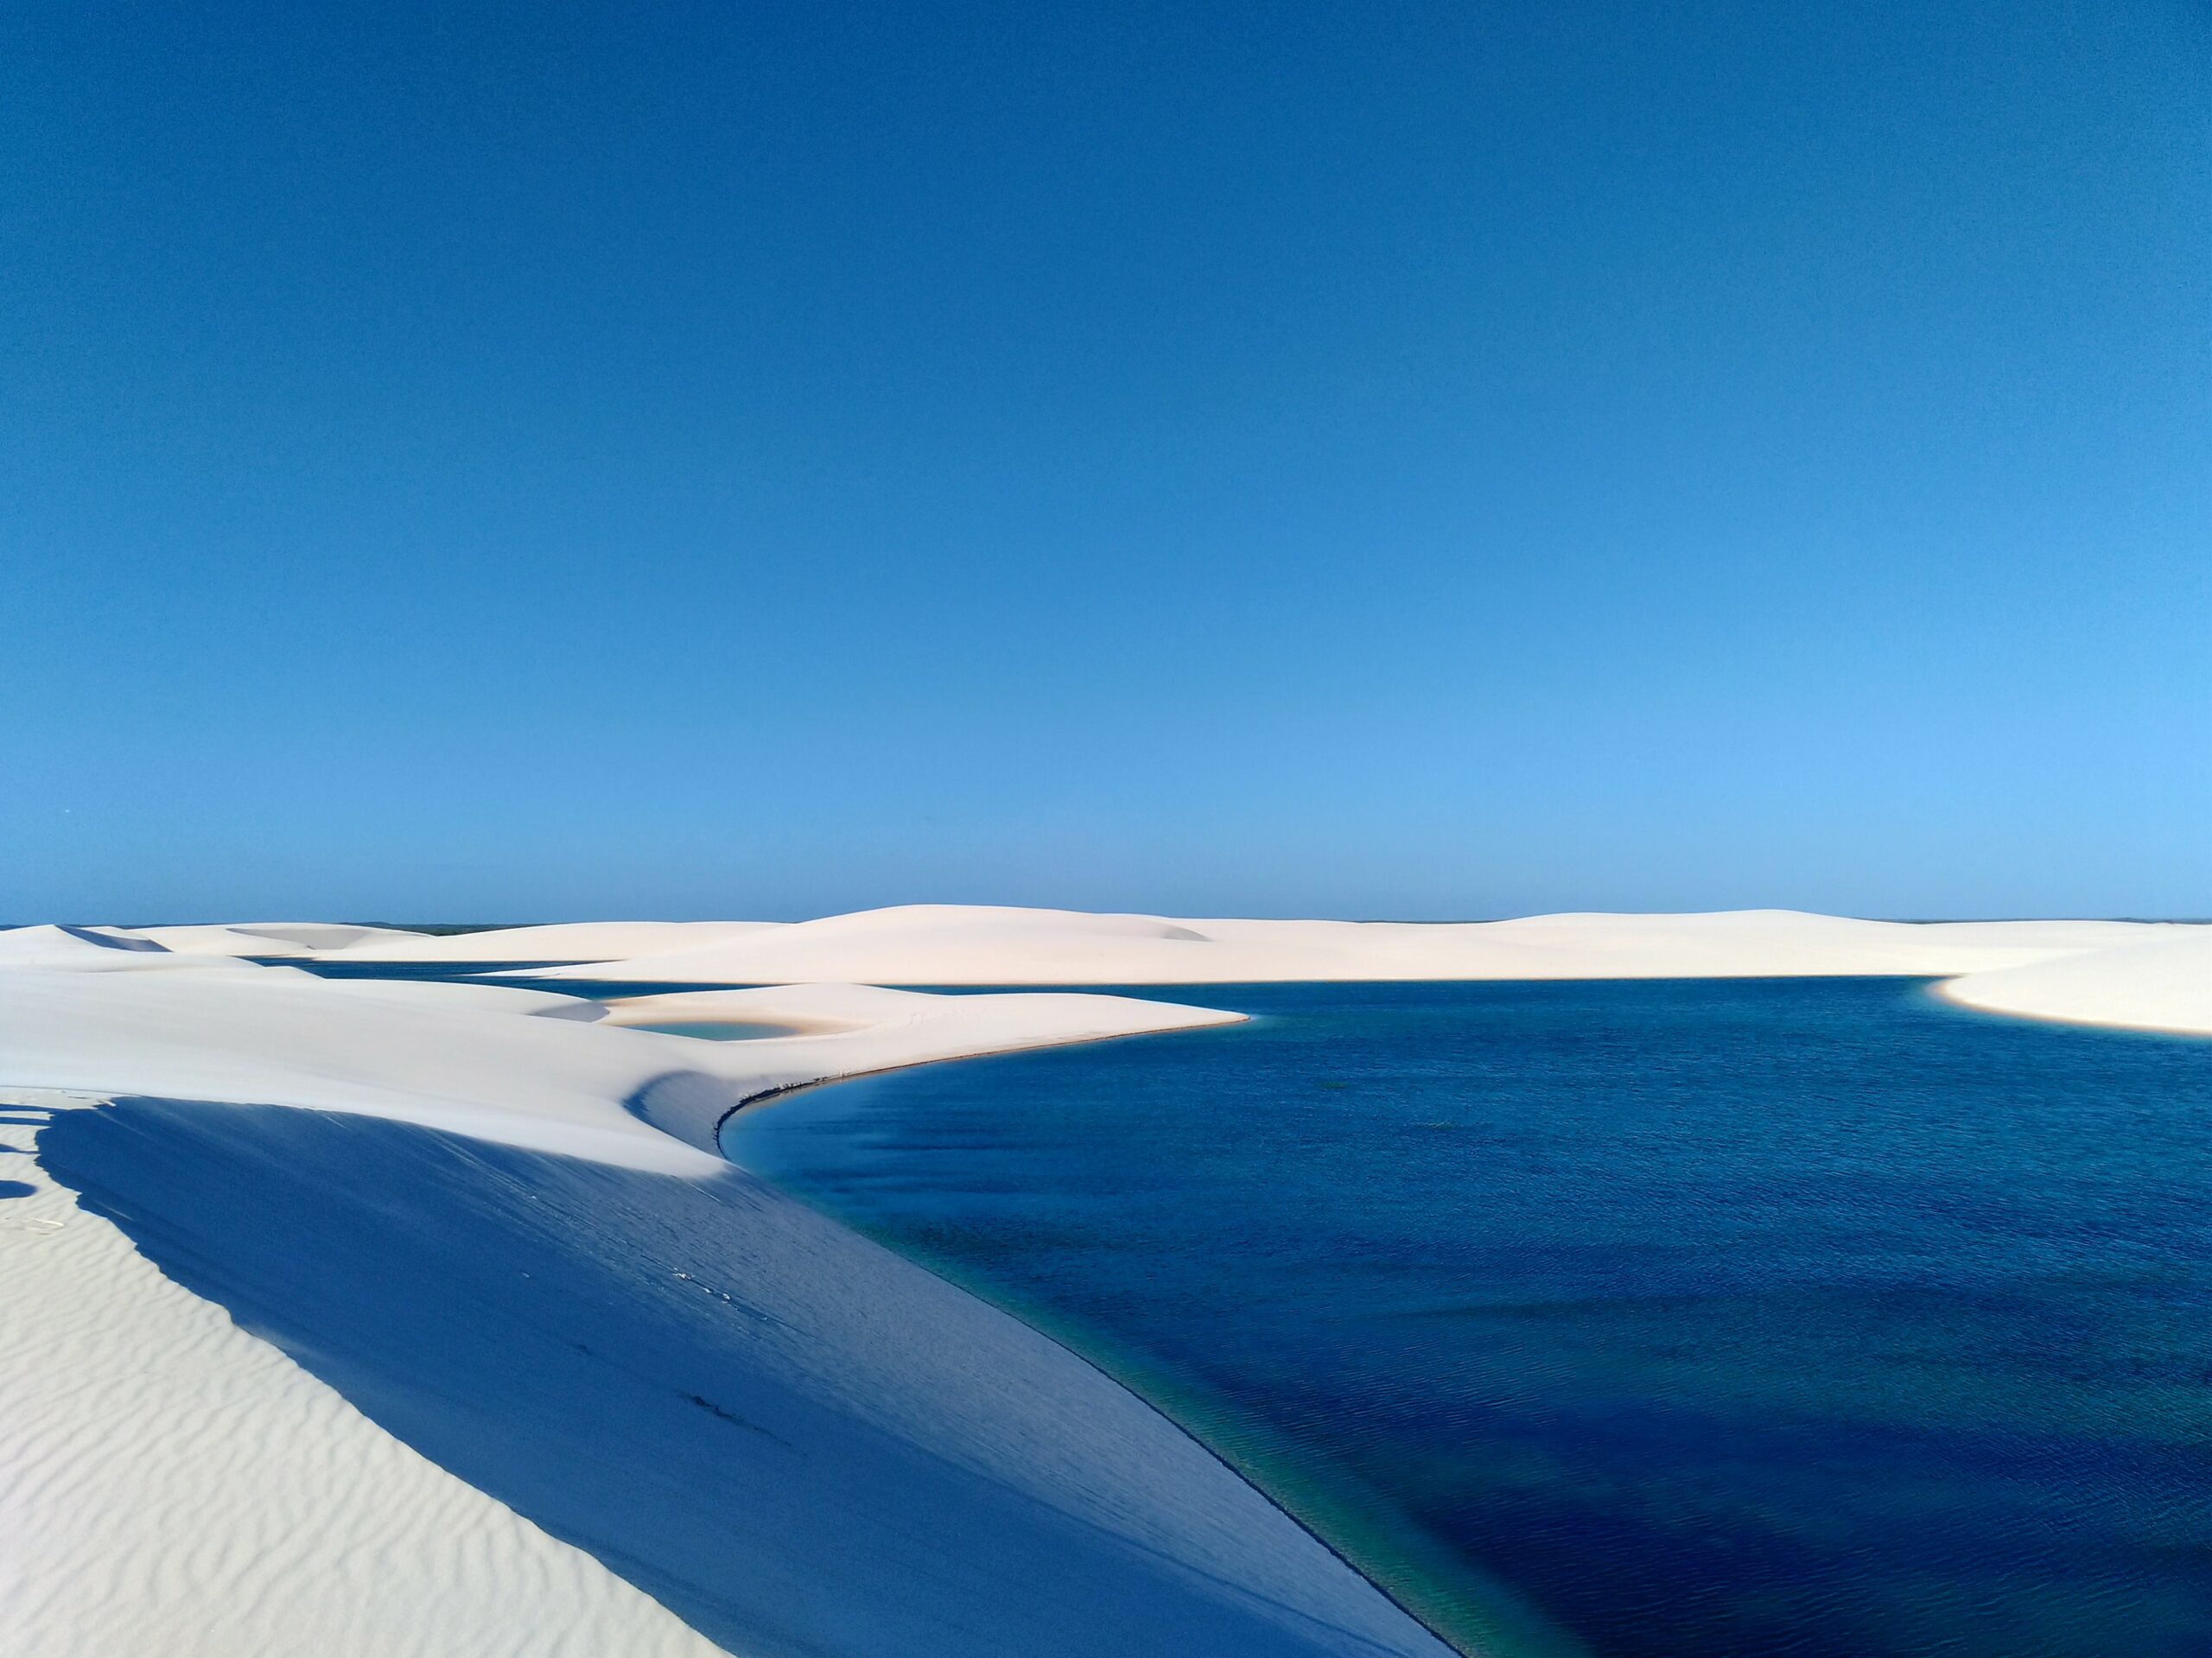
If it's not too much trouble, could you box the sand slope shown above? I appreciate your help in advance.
[35,1097,1465,1658]
[327,920,782,963]
[1938,931,2212,1037]
[0,1091,728,1658]
[0,924,186,968]
[112,922,435,956]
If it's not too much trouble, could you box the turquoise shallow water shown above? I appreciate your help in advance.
[725,978,2212,1658]
[624,1020,794,1040]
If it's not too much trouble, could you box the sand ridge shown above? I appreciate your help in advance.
[190,904,2180,986]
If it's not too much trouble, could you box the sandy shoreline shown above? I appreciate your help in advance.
[1934,931,2212,1038]
[4,906,2206,1656]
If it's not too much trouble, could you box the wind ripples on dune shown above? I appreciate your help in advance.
[0,1096,722,1658]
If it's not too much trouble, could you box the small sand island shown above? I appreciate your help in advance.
[3,906,2205,1656]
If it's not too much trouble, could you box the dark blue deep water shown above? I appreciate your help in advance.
[724,979,2212,1658]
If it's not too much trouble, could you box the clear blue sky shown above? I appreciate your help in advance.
[5,2,2205,922]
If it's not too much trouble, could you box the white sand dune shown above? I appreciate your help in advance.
[111,922,436,956]
[8,957,1465,1658]
[491,904,2173,986]
[0,923,287,971]
[1,968,723,1173]
[0,969,1242,1171]
[0,1092,726,1658]
[0,924,168,965]
[327,920,784,963]
[1938,930,2212,1037]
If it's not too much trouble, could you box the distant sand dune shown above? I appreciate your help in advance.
[120,922,434,956]
[482,904,2176,987]
[93,904,2179,987]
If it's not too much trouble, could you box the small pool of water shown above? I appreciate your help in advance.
[626,1020,794,1042]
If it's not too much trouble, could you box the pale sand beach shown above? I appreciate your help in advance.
[3,907,2205,1657]
[1936,928,2212,1038]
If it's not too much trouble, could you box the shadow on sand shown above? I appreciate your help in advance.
[39,1097,1456,1658]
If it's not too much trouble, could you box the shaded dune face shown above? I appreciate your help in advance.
[40,1100,1459,1658]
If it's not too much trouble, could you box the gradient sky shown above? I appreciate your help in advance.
[5,1,2206,922]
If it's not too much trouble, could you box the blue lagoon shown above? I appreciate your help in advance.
[728,979,2212,1658]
